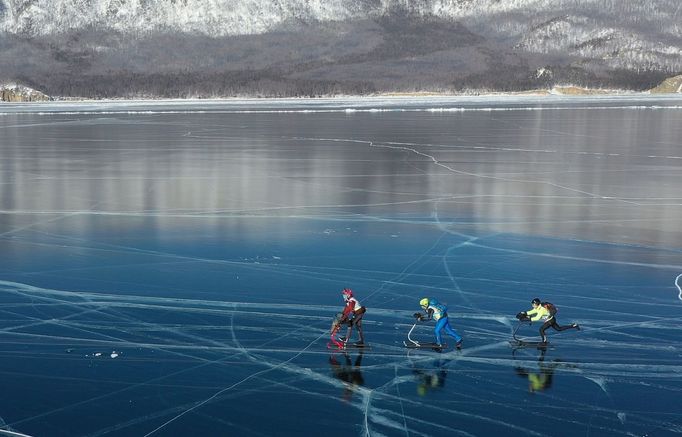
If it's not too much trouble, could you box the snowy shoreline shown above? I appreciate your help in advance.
[1,92,682,115]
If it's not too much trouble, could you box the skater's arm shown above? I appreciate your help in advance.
[419,308,434,321]
[341,301,354,318]
[525,306,547,322]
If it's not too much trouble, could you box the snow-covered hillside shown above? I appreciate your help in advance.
[1,0,680,39]
[1,0,680,97]
[0,0,365,36]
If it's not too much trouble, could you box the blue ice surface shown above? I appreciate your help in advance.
[0,96,681,436]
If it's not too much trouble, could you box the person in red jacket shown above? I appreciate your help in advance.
[339,288,366,346]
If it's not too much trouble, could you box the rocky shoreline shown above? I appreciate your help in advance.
[0,84,51,102]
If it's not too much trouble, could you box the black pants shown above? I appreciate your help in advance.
[344,308,366,343]
[539,317,576,342]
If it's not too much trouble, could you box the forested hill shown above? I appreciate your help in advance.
[1,0,681,98]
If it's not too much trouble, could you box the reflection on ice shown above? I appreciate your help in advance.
[329,350,365,402]
[1,98,681,436]
[411,356,450,397]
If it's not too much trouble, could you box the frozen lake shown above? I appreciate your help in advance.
[1,96,681,436]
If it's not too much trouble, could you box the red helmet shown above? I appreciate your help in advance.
[342,288,353,298]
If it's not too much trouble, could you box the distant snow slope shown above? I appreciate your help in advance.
[1,0,680,96]
[1,0,680,40]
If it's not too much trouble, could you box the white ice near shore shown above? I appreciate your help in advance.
[1,93,682,116]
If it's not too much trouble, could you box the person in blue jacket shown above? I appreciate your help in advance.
[414,297,462,349]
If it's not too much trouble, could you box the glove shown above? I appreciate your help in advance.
[413,312,423,321]
[516,312,531,322]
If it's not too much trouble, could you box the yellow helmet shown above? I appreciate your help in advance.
[419,298,429,308]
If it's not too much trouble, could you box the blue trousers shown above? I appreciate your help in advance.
[435,317,461,345]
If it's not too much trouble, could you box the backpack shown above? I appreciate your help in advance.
[542,302,557,316]
[430,299,448,314]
